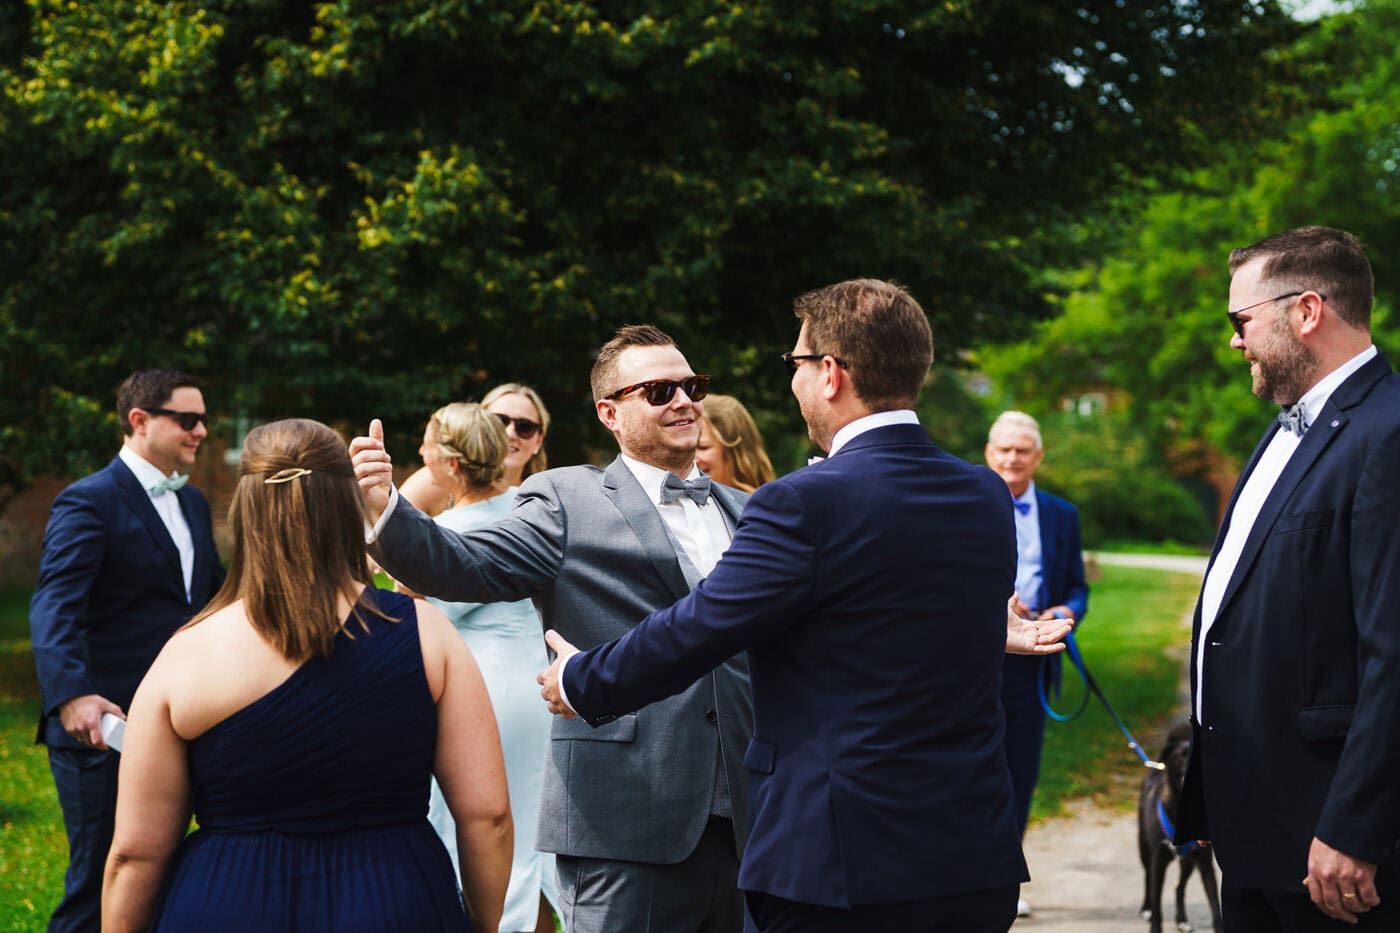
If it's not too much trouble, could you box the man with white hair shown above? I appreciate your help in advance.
[984,410,1089,919]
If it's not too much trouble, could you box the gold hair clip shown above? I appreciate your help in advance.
[264,467,313,485]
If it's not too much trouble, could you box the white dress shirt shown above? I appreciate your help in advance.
[618,455,733,576]
[1012,482,1044,613]
[119,445,195,601]
[1195,344,1377,721]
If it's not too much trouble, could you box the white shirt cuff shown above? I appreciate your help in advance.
[365,485,400,545]
[558,653,579,716]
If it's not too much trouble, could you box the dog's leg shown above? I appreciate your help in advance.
[1147,844,1171,933]
[1175,855,1196,932]
[1139,781,1156,919]
[1198,851,1223,933]
[1140,826,1154,918]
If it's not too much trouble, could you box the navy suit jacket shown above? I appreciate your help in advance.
[30,456,224,749]
[1005,489,1089,691]
[1030,489,1088,623]
[1177,351,1400,889]
[563,423,1028,907]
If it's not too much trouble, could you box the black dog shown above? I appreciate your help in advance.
[1138,720,1223,933]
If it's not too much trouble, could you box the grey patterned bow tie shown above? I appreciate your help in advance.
[148,474,189,496]
[660,472,712,506]
[1278,404,1309,438]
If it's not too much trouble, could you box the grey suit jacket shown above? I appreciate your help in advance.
[374,458,753,864]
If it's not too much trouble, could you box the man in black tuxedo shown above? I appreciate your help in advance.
[1177,226,1400,930]
[29,370,224,932]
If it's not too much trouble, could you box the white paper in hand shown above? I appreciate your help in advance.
[100,713,126,752]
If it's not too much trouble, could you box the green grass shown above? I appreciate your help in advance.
[0,586,65,931]
[1093,539,1210,556]
[0,567,1198,925]
[1031,565,1201,821]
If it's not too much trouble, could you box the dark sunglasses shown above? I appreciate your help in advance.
[606,374,711,406]
[781,351,850,375]
[1226,291,1326,338]
[142,408,208,431]
[494,412,542,439]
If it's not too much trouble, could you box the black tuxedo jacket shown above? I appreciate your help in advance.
[1177,351,1400,888]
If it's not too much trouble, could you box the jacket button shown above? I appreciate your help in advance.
[705,709,717,723]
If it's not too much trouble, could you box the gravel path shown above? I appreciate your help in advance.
[1015,552,1220,932]
[1088,552,1210,576]
[1018,800,1221,932]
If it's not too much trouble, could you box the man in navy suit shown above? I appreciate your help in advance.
[539,279,1070,932]
[984,410,1088,919]
[30,369,224,932]
[1177,226,1400,931]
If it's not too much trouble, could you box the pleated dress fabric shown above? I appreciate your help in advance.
[426,491,559,931]
[149,588,471,932]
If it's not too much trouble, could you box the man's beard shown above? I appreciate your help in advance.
[1252,324,1318,405]
[619,420,696,473]
[799,395,833,453]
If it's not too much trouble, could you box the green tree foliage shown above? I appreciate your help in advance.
[0,0,1298,499]
[979,0,1400,528]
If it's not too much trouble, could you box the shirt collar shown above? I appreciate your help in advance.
[119,445,180,495]
[619,453,702,504]
[828,410,919,457]
[1294,345,1377,428]
[1013,480,1038,511]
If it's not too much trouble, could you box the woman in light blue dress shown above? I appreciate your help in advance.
[414,401,560,933]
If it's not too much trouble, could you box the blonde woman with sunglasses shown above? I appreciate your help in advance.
[401,385,550,517]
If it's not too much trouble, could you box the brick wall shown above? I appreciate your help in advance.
[0,440,241,589]
[0,438,421,589]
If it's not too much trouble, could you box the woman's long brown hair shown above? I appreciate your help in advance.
[186,419,386,660]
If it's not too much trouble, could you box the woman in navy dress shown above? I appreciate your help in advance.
[101,419,512,932]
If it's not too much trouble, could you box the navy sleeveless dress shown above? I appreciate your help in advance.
[150,589,471,931]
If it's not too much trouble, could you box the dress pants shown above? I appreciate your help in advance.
[46,746,120,933]
[744,885,1019,933]
[556,816,743,933]
[1000,653,1050,836]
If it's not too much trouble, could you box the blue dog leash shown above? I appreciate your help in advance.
[1155,799,1201,856]
[1037,621,1166,772]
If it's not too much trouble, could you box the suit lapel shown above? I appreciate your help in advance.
[710,484,744,535]
[1214,416,1343,620]
[601,458,691,601]
[1035,490,1054,611]
[111,458,184,589]
[1212,353,1390,621]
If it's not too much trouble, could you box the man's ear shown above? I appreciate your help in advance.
[595,399,619,432]
[1297,292,1326,337]
[126,407,149,436]
[821,359,843,401]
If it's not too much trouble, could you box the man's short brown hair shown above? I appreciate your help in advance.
[793,279,933,411]
[1228,226,1373,330]
[115,369,201,435]
[590,325,678,401]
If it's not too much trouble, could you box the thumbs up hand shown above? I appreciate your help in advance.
[349,418,394,521]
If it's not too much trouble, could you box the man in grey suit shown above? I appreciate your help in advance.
[351,325,752,933]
